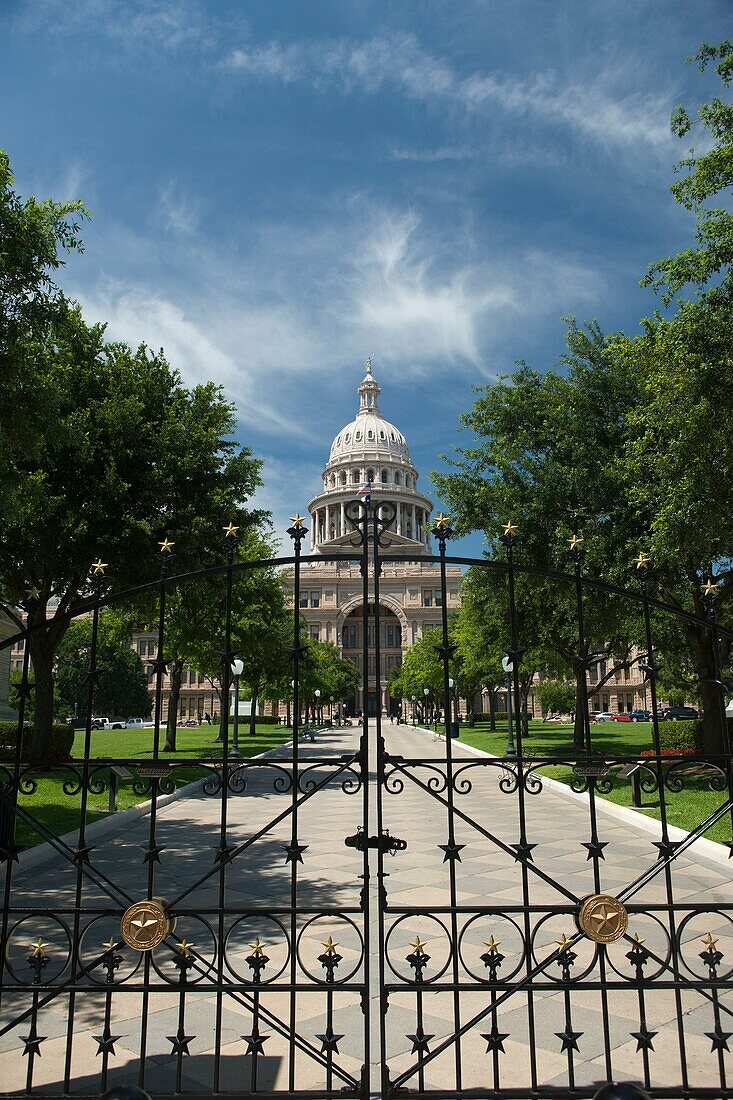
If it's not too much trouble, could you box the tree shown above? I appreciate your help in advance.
[0,307,265,759]
[434,322,644,749]
[643,41,733,304]
[390,627,454,720]
[299,641,360,723]
[0,150,88,513]
[537,679,576,720]
[54,616,151,722]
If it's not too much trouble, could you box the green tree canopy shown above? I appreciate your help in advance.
[54,615,151,722]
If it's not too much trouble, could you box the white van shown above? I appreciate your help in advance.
[125,717,145,728]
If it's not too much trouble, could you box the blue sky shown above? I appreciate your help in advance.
[2,0,727,554]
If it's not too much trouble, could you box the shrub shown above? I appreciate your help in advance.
[0,722,75,762]
[256,715,282,725]
[659,720,704,753]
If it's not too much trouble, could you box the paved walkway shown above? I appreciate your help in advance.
[1,724,732,1095]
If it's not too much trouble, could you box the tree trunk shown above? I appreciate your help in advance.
[249,680,260,737]
[164,661,183,752]
[488,688,496,731]
[572,671,585,752]
[28,630,57,762]
[684,625,726,755]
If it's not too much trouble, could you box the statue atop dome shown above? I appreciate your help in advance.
[358,355,381,415]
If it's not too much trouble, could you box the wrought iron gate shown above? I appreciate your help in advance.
[1,503,733,1098]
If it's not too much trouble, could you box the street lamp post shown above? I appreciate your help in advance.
[448,676,455,739]
[315,688,321,726]
[501,656,516,759]
[329,695,334,724]
[411,695,416,726]
[423,687,430,728]
[230,658,244,760]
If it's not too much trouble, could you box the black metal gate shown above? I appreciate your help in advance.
[1,503,732,1098]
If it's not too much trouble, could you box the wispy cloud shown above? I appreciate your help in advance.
[387,146,478,163]
[223,33,674,152]
[158,181,200,234]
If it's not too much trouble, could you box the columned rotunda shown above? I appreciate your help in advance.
[290,361,462,718]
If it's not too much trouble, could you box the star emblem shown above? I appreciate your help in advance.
[555,1029,582,1052]
[282,841,309,864]
[0,842,22,864]
[289,514,306,529]
[242,1030,269,1055]
[700,932,719,950]
[21,1029,46,1057]
[29,938,50,958]
[158,537,175,554]
[703,579,720,598]
[409,936,428,956]
[315,1027,344,1054]
[501,521,518,537]
[321,936,340,956]
[214,843,236,864]
[706,1028,732,1052]
[93,1029,122,1056]
[568,534,584,552]
[102,938,119,953]
[438,841,465,863]
[248,937,267,958]
[142,843,166,864]
[433,513,451,529]
[167,1029,194,1055]
[131,913,159,931]
[25,586,40,600]
[483,936,502,956]
[633,552,651,571]
[91,559,107,576]
[631,1028,657,1052]
[590,906,621,936]
[222,522,240,537]
[582,841,608,860]
[555,933,574,950]
[511,842,536,862]
[73,845,94,865]
[481,1026,509,1054]
[176,940,196,957]
[406,1028,433,1055]
[653,840,680,860]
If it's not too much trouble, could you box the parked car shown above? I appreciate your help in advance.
[629,709,652,722]
[91,717,109,729]
[103,718,125,729]
[593,712,613,722]
[663,705,699,721]
[609,712,632,722]
[124,717,145,728]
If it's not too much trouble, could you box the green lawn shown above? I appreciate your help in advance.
[456,719,733,847]
[14,722,294,851]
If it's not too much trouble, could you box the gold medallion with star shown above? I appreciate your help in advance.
[577,893,628,944]
[120,898,175,951]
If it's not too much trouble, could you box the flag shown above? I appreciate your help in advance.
[357,481,372,504]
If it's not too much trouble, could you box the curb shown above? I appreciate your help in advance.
[427,728,732,868]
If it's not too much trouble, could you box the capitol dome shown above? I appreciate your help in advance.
[307,359,433,554]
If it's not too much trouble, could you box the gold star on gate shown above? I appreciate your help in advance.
[158,538,175,554]
[630,932,646,947]
[433,513,451,529]
[176,940,196,957]
[321,936,340,956]
[555,933,573,950]
[483,935,501,956]
[289,514,306,529]
[101,938,119,953]
[568,535,584,552]
[501,521,518,537]
[701,932,719,950]
[590,905,621,935]
[633,552,651,571]
[25,586,41,600]
[703,579,720,597]
[91,559,107,576]
[249,937,267,957]
[409,936,428,956]
[222,522,240,538]
[29,939,50,958]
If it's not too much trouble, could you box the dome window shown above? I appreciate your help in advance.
[381,469,387,483]
[355,430,362,441]
[367,468,374,482]
[390,432,395,441]
[337,436,341,445]
[340,472,347,485]
[367,429,374,440]
[394,472,401,485]
[344,432,350,442]
[379,430,385,440]
[352,471,359,483]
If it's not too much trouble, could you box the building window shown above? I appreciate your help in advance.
[422,590,442,607]
[340,472,346,485]
[381,469,387,483]
[343,625,357,648]
[309,626,320,641]
[352,470,359,483]
[386,624,402,647]
[344,432,350,442]
[367,468,374,481]
[394,472,401,485]
[355,431,362,441]
[367,429,374,440]
[299,590,321,608]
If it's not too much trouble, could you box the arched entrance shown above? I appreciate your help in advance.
[341,603,403,716]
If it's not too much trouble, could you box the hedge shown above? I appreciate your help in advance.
[658,720,705,753]
[473,712,509,722]
[0,722,75,761]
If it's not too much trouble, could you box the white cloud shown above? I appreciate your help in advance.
[387,146,478,163]
[158,181,200,234]
[223,33,674,153]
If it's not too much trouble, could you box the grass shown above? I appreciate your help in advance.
[456,719,733,847]
[14,722,294,851]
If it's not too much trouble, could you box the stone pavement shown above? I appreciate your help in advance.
[1,723,732,1096]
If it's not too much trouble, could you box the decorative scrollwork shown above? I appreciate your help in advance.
[17,768,38,796]
[664,759,727,794]
[297,761,362,795]
[499,765,520,794]
[374,500,397,549]
[343,499,367,548]
[0,765,14,793]
[87,766,109,796]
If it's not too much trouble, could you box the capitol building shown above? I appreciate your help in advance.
[291,359,462,718]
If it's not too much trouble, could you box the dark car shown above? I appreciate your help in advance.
[629,709,652,722]
[664,705,699,721]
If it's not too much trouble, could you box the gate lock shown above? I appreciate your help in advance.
[344,827,407,855]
